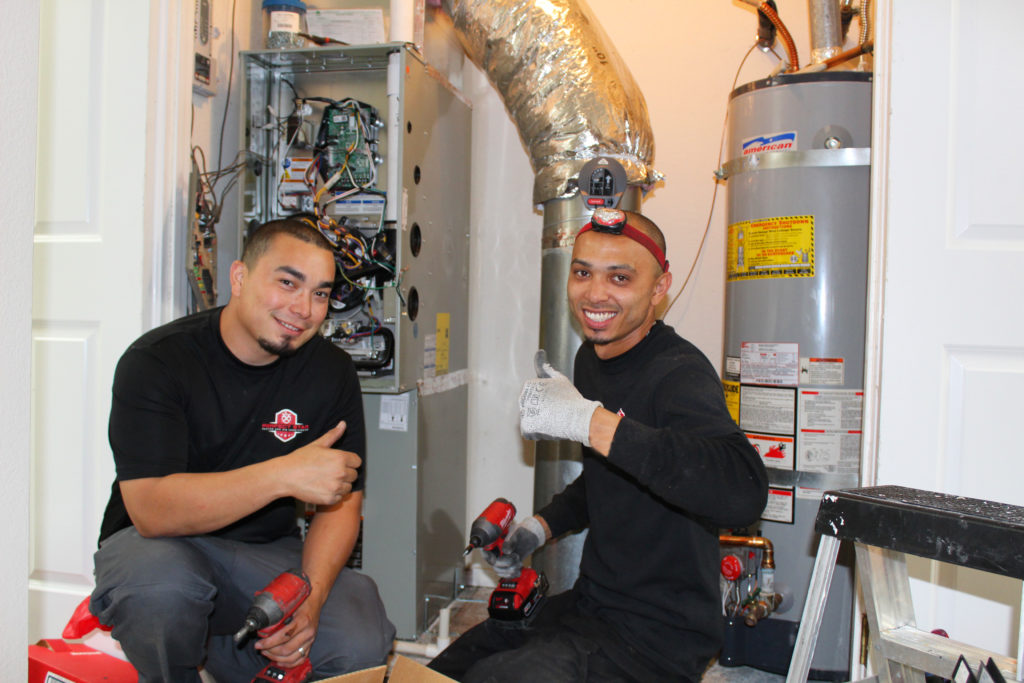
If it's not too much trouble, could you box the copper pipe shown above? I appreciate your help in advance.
[719,534,775,569]
[800,40,873,73]
[824,39,873,68]
[758,2,799,72]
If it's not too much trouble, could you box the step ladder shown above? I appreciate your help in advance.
[786,485,1024,683]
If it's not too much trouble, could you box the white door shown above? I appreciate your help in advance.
[871,0,1024,657]
[30,0,152,641]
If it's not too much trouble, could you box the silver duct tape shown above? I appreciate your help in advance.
[443,0,659,204]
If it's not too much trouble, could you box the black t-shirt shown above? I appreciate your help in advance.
[98,307,366,545]
[538,321,768,680]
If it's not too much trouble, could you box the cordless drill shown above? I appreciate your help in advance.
[464,499,548,622]
[234,568,314,683]
[464,497,517,556]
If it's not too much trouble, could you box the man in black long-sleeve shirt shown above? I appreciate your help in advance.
[429,209,768,682]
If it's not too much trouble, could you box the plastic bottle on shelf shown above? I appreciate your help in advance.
[262,0,307,49]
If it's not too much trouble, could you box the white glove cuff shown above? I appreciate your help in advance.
[572,400,602,447]
[520,515,548,549]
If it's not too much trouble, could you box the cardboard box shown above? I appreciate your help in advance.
[320,655,455,682]
[29,643,450,683]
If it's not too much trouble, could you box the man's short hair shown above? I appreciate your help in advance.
[623,211,667,256]
[241,218,335,268]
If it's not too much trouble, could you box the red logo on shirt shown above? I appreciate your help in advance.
[262,409,310,443]
[617,408,626,417]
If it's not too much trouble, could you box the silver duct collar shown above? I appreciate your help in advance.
[443,0,659,204]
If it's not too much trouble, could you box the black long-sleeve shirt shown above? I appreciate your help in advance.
[538,321,768,679]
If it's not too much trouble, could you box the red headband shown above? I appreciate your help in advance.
[576,210,670,273]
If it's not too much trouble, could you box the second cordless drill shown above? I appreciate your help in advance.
[234,568,314,683]
[464,498,548,622]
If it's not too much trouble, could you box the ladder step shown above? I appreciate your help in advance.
[878,625,1017,681]
[814,486,1024,579]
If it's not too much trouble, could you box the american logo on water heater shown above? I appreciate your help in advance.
[741,131,797,155]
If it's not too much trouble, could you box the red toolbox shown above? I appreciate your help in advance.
[28,638,136,683]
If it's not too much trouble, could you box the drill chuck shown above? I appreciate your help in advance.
[234,616,263,645]
[464,525,499,555]
[464,498,516,556]
[233,569,310,647]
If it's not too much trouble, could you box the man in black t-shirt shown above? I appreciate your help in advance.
[429,210,767,682]
[91,219,394,682]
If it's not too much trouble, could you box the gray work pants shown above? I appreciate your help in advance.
[91,528,395,683]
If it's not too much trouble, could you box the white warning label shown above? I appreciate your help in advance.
[799,389,863,431]
[799,357,845,386]
[739,385,796,435]
[762,486,795,523]
[797,390,863,474]
[741,342,799,386]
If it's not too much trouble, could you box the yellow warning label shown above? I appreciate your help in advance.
[723,379,741,425]
[435,313,450,376]
[727,215,815,281]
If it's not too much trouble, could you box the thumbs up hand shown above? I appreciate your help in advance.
[287,421,362,505]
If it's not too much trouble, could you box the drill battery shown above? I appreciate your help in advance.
[487,567,548,622]
[253,658,312,683]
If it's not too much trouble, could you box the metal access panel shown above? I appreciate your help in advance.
[239,45,470,638]
[362,388,468,639]
[238,44,472,394]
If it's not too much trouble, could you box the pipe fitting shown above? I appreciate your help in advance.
[742,592,784,626]
[719,534,775,570]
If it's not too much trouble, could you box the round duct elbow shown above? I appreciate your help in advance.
[443,0,660,204]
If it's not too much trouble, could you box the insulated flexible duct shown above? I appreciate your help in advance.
[441,0,658,204]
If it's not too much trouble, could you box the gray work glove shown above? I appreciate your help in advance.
[483,516,547,578]
[519,350,602,447]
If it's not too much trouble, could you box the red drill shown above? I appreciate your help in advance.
[464,498,516,556]
[234,569,313,683]
[464,499,548,622]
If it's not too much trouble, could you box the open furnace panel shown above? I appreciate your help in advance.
[239,44,471,395]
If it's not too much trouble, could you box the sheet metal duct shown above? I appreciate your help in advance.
[442,0,658,204]
[808,0,843,63]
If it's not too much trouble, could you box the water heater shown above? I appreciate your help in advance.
[719,71,872,679]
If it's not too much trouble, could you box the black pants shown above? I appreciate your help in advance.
[428,591,685,683]
[90,528,394,682]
